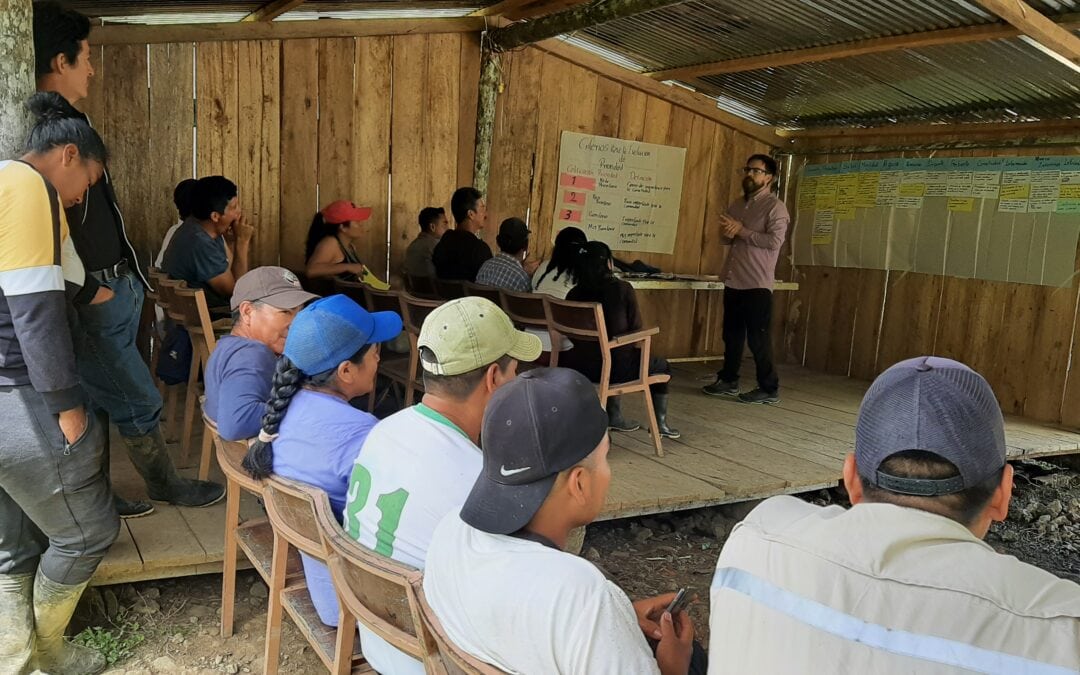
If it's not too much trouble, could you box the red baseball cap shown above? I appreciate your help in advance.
[321,200,372,225]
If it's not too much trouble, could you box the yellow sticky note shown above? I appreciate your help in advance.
[815,193,836,209]
[836,206,857,220]
[999,183,1030,200]
[1059,184,1080,199]
[899,183,926,197]
[811,233,833,245]
[947,197,975,213]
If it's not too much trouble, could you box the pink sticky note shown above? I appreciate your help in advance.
[560,173,597,190]
[557,209,583,223]
[563,190,588,206]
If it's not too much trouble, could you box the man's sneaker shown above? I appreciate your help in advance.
[702,379,740,397]
[738,388,779,404]
[114,495,155,519]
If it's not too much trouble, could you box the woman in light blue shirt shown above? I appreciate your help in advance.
[243,294,402,625]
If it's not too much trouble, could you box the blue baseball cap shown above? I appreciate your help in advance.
[283,294,402,376]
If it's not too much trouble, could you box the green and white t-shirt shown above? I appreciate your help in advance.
[343,403,483,675]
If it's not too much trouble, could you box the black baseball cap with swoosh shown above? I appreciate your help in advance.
[460,367,610,535]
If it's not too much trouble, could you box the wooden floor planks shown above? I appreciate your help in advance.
[93,361,1080,584]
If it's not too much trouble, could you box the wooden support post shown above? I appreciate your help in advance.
[490,0,686,51]
[0,0,34,158]
[472,44,500,195]
[974,0,1080,65]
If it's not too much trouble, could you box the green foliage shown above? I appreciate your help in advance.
[73,621,146,666]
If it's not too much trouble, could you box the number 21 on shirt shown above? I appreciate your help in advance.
[344,463,410,558]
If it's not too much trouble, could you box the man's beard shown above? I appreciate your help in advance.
[742,177,757,194]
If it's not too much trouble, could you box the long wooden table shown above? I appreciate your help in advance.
[625,277,799,291]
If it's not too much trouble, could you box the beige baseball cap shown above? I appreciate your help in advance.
[419,297,542,376]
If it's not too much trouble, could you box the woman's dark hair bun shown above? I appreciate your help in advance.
[26,91,78,122]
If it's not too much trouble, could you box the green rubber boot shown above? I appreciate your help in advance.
[30,570,105,675]
[0,573,34,675]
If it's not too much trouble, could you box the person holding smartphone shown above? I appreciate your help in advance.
[0,93,121,674]
[424,368,706,675]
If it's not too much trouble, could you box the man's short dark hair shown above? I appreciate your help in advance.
[450,187,482,225]
[173,178,198,220]
[748,154,778,177]
[859,450,1004,527]
[418,206,445,233]
[33,1,91,79]
[191,176,237,220]
[421,351,513,400]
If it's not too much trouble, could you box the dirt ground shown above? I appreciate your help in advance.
[75,459,1079,673]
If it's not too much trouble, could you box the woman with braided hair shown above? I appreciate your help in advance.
[242,294,402,626]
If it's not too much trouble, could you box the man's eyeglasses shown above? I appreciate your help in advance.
[742,167,769,176]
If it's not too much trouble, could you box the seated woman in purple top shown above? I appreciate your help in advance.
[242,294,402,626]
[204,266,318,441]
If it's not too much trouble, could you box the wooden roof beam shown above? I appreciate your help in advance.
[973,0,1080,65]
[646,13,1080,81]
[489,0,687,51]
[472,0,593,20]
[242,0,306,22]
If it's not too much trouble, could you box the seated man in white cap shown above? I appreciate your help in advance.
[424,368,705,675]
[203,266,318,441]
[707,356,1080,673]
[341,296,541,674]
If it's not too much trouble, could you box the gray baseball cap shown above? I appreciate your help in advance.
[855,356,1006,496]
[461,368,609,535]
[231,266,318,312]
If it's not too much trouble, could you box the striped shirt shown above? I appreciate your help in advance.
[0,160,85,412]
[475,252,531,292]
[720,188,789,290]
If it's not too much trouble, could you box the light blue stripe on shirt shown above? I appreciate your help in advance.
[712,567,1076,675]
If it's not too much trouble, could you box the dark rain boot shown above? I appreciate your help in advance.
[0,573,34,674]
[122,427,225,508]
[30,570,105,675]
[652,393,681,439]
[606,396,641,433]
[98,409,154,519]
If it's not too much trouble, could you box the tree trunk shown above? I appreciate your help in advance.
[472,45,500,195]
[0,0,34,158]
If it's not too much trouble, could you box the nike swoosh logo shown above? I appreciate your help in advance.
[500,465,531,477]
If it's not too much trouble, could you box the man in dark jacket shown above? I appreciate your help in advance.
[34,1,224,516]
[432,187,493,281]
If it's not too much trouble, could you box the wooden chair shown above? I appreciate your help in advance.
[500,290,563,368]
[544,297,669,456]
[461,282,502,306]
[362,286,417,413]
[262,477,370,674]
[214,430,303,638]
[404,274,438,299]
[411,579,505,675]
[399,293,444,406]
[315,495,431,675]
[432,278,465,301]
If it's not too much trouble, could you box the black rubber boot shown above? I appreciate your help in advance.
[653,393,681,439]
[98,410,155,519]
[123,427,225,508]
[606,396,641,432]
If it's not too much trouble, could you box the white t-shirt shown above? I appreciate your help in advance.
[342,403,483,675]
[424,514,660,675]
[532,261,576,299]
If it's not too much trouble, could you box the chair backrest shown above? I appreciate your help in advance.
[461,282,503,306]
[411,579,505,675]
[298,271,335,297]
[433,278,465,300]
[400,293,443,338]
[171,286,219,354]
[315,498,428,659]
[146,267,166,300]
[364,287,406,317]
[543,297,608,344]
[211,422,263,494]
[263,476,330,560]
[156,277,184,314]
[499,290,547,329]
[404,274,437,298]
[334,278,369,310]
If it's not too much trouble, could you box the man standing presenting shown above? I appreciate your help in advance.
[34,1,224,516]
[703,154,788,404]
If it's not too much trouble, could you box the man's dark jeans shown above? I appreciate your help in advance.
[718,287,779,394]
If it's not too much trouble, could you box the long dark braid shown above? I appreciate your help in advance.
[242,356,306,480]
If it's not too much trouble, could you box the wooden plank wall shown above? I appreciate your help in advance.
[483,46,779,359]
[782,143,1080,425]
[77,34,481,277]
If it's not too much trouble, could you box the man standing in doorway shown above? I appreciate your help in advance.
[33,1,225,517]
[703,154,789,404]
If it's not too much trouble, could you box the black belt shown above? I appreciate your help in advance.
[89,258,130,284]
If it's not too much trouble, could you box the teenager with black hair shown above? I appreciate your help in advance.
[35,1,225,518]
[564,241,680,439]
[403,206,448,279]
[0,91,118,675]
[431,187,492,281]
[533,226,587,298]
[242,294,401,627]
[154,178,198,268]
[161,175,254,308]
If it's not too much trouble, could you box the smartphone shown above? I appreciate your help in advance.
[665,588,690,615]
